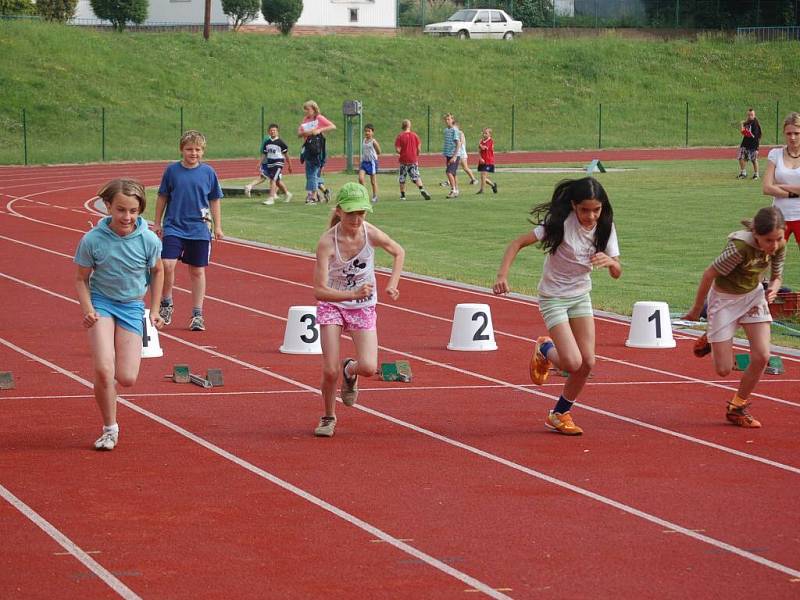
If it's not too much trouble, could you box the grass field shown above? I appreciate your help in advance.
[2,20,800,164]
[146,159,800,346]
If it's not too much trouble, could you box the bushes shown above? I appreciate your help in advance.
[222,0,261,31]
[89,0,147,31]
[35,0,77,21]
[0,0,34,15]
[261,0,302,35]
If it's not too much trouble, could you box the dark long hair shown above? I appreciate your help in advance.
[529,177,614,255]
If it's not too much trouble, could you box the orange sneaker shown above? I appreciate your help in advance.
[529,336,553,385]
[726,402,761,428]
[545,411,583,435]
[693,333,711,357]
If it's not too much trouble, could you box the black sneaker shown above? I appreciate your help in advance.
[420,189,431,200]
[736,173,747,179]
[752,173,760,180]
[491,182,498,194]
[476,189,484,195]
[323,188,332,203]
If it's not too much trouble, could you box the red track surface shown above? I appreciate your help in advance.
[1,152,798,599]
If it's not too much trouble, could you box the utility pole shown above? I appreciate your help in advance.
[203,0,211,40]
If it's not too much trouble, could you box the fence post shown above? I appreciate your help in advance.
[427,105,431,153]
[511,104,516,151]
[22,108,28,166]
[776,99,780,144]
[598,103,602,149]
[180,106,184,135]
[685,101,689,147]
[101,107,106,161]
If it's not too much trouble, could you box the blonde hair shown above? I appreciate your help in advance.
[97,178,147,213]
[483,127,493,136]
[401,119,411,131]
[783,112,800,130]
[180,130,207,149]
[303,100,320,117]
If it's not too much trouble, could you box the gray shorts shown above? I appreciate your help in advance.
[445,156,460,175]
[398,163,420,184]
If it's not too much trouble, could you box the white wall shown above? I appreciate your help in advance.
[74,0,396,28]
[555,0,575,17]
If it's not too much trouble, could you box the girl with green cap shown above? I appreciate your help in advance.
[312,182,405,437]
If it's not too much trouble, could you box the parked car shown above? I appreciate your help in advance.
[423,9,522,40]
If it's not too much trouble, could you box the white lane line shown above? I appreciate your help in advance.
[0,483,141,599]
[0,337,511,600]
[2,263,799,475]
[3,334,800,582]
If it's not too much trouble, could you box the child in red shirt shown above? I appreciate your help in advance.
[394,119,431,201]
[477,127,498,195]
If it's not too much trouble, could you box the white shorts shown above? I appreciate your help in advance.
[706,285,771,343]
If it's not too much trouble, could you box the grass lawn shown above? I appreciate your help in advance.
[147,159,800,346]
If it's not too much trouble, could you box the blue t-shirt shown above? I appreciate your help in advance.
[74,217,162,303]
[158,162,223,240]
[442,126,460,157]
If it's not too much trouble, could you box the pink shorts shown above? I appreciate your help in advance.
[316,302,377,331]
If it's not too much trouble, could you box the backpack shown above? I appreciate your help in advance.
[303,133,325,160]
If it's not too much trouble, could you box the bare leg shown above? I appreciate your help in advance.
[736,322,771,399]
[320,325,343,417]
[161,258,178,300]
[546,317,595,401]
[188,265,206,312]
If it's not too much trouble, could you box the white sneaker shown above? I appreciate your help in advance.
[283,191,293,203]
[94,430,118,451]
[244,185,252,198]
[262,197,275,205]
[371,196,378,204]
[314,416,336,437]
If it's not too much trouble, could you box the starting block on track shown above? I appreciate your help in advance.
[381,361,412,382]
[165,364,191,383]
[0,371,15,390]
[189,373,213,388]
[206,368,224,387]
[733,354,784,375]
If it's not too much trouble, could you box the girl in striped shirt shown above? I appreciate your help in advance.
[685,206,786,428]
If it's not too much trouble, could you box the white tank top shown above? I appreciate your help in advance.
[328,222,377,309]
[362,138,378,162]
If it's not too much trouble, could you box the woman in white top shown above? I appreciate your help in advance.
[494,177,622,436]
[312,183,405,437]
[762,112,800,251]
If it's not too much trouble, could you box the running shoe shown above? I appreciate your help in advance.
[420,189,431,200]
[159,302,174,326]
[752,173,760,180]
[94,430,118,450]
[314,416,337,437]
[545,411,583,435]
[323,188,332,203]
[726,402,761,428]
[244,184,252,197]
[446,190,460,199]
[189,315,206,331]
[341,358,358,406]
[262,197,275,205]
[283,191,293,203]
[693,333,711,357]
[491,182,498,194]
[530,336,552,385]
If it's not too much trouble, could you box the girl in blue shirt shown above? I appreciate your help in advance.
[75,178,164,450]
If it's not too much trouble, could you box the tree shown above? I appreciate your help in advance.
[512,0,552,27]
[89,0,148,32]
[222,0,260,30]
[0,0,34,15]
[35,0,77,21]
[261,0,302,35]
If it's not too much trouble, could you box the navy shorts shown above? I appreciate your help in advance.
[360,160,378,176]
[161,235,211,267]
[478,164,495,173]
[445,156,460,175]
[260,163,283,181]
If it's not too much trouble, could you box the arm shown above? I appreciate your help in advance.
[493,231,538,295]
[683,265,719,321]
[75,266,99,329]
[762,159,800,197]
[368,224,405,301]
[153,194,168,236]
[148,259,165,328]
[590,253,622,279]
[209,199,224,240]
[373,140,382,157]
[284,151,293,174]
[313,234,373,302]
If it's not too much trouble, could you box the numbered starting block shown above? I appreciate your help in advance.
[734,354,784,375]
[165,364,191,383]
[206,368,224,387]
[0,371,15,390]
[625,301,676,349]
[381,361,412,382]
[280,306,322,354]
[447,303,497,351]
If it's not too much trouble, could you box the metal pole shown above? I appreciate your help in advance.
[685,101,689,147]
[22,108,28,166]
[511,104,516,151]
[675,0,679,27]
[427,105,431,153]
[101,107,106,161]
[776,99,780,144]
[598,103,602,149]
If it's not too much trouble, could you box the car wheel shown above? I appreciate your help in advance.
[503,31,514,40]
[457,30,470,39]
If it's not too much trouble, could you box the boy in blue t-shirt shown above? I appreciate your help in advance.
[244,123,294,205]
[154,130,224,331]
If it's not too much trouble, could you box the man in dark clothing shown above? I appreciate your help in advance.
[737,108,762,180]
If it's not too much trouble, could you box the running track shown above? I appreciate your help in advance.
[0,151,798,599]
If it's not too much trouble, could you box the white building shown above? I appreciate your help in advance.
[74,0,396,29]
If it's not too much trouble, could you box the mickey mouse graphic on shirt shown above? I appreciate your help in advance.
[342,257,371,302]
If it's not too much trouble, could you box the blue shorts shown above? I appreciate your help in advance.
[260,163,283,181]
[360,160,378,176]
[445,156,460,175]
[161,236,211,267]
[91,292,145,336]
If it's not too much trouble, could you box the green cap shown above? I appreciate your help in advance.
[335,182,373,213]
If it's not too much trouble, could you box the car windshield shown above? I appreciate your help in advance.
[447,10,477,22]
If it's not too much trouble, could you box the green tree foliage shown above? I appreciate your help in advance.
[261,0,302,34]
[0,0,34,15]
[222,0,261,30]
[35,0,77,21]
[89,0,148,31]
[513,0,553,27]
[642,0,799,27]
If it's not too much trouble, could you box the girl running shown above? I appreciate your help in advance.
[75,179,164,450]
[312,182,405,437]
[493,177,621,436]
[685,206,785,428]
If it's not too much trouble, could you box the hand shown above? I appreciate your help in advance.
[682,308,701,321]
[590,252,614,269]
[353,283,373,300]
[153,225,163,237]
[83,311,100,329]
[151,314,165,329]
[493,277,510,295]
[766,286,779,303]
[385,286,400,301]
[214,227,224,241]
